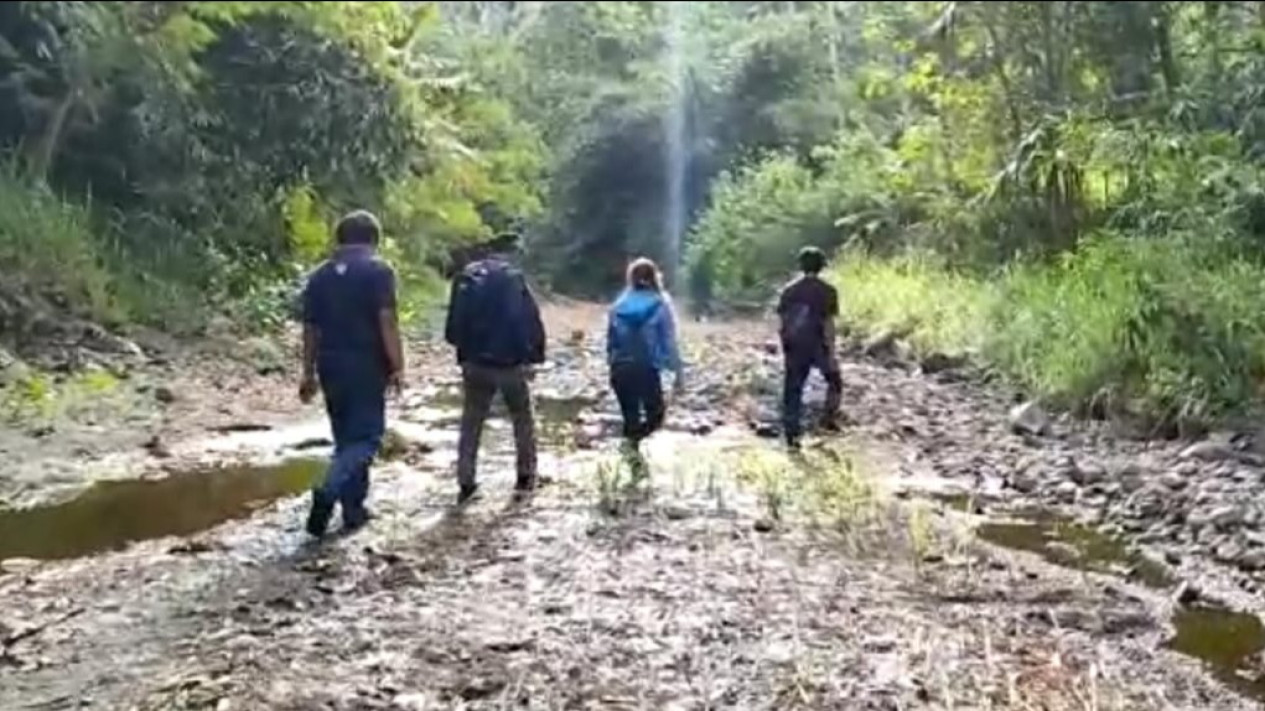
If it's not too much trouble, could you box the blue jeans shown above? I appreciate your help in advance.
[316,374,386,519]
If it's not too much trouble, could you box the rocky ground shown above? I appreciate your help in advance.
[2,302,1265,709]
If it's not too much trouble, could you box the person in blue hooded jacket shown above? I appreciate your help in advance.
[606,258,685,446]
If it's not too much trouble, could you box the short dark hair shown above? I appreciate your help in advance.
[487,231,521,254]
[797,246,826,274]
[335,210,381,246]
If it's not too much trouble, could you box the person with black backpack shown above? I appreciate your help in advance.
[444,232,546,504]
[606,258,684,451]
[777,246,843,450]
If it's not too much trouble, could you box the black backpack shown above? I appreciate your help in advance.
[780,301,821,352]
[451,258,530,366]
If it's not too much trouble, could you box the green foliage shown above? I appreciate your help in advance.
[0,1,544,339]
[837,235,1265,425]
[0,170,118,323]
[282,185,332,267]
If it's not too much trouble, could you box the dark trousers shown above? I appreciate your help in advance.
[457,363,537,489]
[316,377,386,519]
[782,346,842,440]
[610,364,665,442]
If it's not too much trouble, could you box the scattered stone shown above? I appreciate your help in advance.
[144,434,172,459]
[1238,549,1265,571]
[1180,441,1237,463]
[663,505,692,521]
[1215,540,1243,563]
[1068,460,1105,486]
[1054,480,1079,502]
[919,352,965,374]
[753,518,776,533]
[1159,472,1187,491]
[293,437,334,451]
[1044,541,1080,562]
[1007,470,1040,494]
[863,329,909,358]
[863,636,898,654]
[752,422,780,439]
[1210,505,1244,530]
[154,386,177,405]
[1008,401,1049,437]
[168,540,218,555]
[1173,580,1201,606]
[0,557,40,575]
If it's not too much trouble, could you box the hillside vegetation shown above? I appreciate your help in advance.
[7,1,1265,427]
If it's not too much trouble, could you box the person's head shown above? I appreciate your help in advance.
[797,246,827,275]
[487,231,521,256]
[626,257,663,292]
[335,210,382,247]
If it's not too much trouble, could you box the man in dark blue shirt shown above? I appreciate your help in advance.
[299,210,404,537]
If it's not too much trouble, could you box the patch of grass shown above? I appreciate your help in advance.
[834,249,995,358]
[834,233,1265,426]
[0,170,121,324]
[0,368,124,425]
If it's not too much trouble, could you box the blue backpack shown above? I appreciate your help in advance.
[610,299,662,368]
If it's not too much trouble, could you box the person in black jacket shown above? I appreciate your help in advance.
[444,232,546,504]
[777,246,842,450]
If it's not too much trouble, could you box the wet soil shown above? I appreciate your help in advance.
[1,303,1263,709]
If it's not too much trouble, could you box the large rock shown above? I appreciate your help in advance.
[1009,401,1050,436]
[919,351,966,374]
[1067,459,1105,486]
[1180,440,1237,463]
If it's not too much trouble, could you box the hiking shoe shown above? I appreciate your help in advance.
[785,435,802,452]
[342,506,374,534]
[457,483,481,506]
[305,490,335,538]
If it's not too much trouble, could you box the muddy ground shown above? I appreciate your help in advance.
[3,303,1265,709]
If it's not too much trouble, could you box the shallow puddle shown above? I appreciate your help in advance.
[976,508,1265,703]
[1168,605,1265,702]
[0,458,324,561]
[976,511,1174,588]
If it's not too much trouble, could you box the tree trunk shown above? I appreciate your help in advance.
[27,88,76,181]
[1154,3,1180,95]
[980,14,1023,140]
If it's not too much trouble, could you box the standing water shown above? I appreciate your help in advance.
[662,1,687,287]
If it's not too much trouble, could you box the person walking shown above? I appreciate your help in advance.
[299,210,404,537]
[444,232,546,504]
[606,257,685,452]
[776,246,842,450]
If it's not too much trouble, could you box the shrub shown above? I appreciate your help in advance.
[833,233,1265,426]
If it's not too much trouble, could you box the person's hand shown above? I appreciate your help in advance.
[386,370,404,400]
[523,365,538,382]
[298,374,318,404]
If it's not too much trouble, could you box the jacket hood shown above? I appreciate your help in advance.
[612,289,663,326]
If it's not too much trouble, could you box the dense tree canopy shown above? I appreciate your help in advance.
[9,1,1265,422]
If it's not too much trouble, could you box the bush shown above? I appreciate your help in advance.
[834,234,1265,426]
[0,171,119,323]
[686,133,902,306]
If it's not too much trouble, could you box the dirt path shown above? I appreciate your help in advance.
[1,304,1263,709]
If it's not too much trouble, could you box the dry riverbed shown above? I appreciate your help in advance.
[2,303,1264,709]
